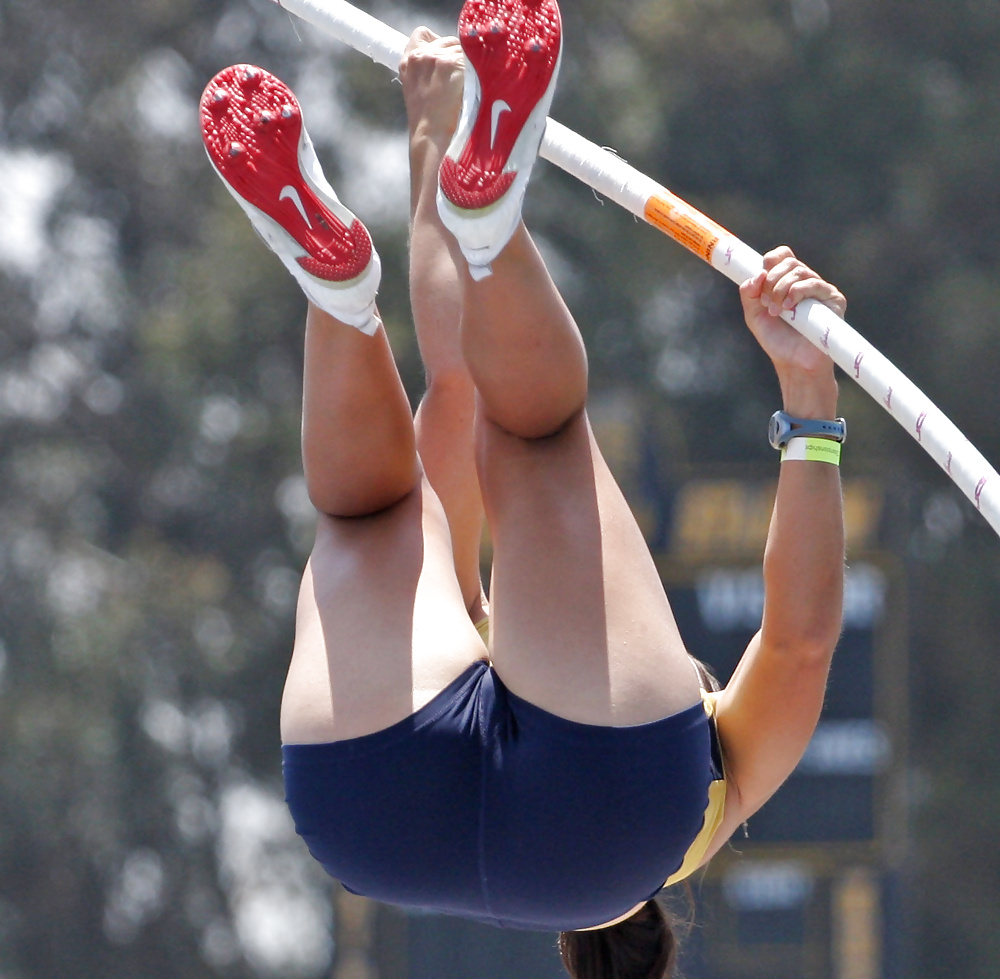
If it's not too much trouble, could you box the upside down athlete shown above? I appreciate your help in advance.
[199,1,847,975]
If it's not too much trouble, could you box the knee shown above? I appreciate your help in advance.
[482,401,587,442]
[306,469,419,518]
[425,365,476,406]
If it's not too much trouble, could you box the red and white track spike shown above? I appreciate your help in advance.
[437,0,562,278]
[200,64,381,333]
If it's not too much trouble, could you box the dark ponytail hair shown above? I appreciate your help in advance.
[558,900,676,979]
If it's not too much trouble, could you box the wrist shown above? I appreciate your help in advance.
[408,115,455,150]
[408,131,447,199]
[776,367,838,418]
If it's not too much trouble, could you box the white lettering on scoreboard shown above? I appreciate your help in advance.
[695,563,887,632]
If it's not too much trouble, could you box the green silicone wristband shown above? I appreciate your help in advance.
[780,437,842,465]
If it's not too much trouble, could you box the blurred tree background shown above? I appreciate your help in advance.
[1,0,999,976]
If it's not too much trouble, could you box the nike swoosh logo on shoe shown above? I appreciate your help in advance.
[490,100,511,149]
[279,185,312,228]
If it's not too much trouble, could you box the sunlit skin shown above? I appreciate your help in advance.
[280,29,845,930]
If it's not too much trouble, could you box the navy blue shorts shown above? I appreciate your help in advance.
[283,660,717,931]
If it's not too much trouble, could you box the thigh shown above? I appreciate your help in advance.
[280,475,487,743]
[478,411,700,727]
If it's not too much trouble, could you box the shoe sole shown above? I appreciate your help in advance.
[439,0,562,212]
[200,65,373,284]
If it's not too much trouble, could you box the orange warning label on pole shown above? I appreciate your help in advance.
[643,194,721,263]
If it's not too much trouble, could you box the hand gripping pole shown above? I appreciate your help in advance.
[271,0,1000,537]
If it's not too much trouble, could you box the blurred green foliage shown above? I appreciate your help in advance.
[1,0,999,975]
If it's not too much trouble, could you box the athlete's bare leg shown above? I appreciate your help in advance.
[406,31,487,619]
[200,60,486,747]
[401,35,700,727]
[300,308,416,519]
[469,247,701,727]
[281,309,486,745]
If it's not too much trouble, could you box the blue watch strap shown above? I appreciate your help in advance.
[769,411,847,449]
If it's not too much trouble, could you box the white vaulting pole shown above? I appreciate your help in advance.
[271,0,1000,537]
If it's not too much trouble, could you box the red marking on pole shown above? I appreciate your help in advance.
[854,352,864,378]
[916,412,927,441]
[976,478,987,510]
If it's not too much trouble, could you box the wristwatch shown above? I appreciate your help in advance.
[769,410,847,449]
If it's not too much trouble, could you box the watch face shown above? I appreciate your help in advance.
[768,411,786,448]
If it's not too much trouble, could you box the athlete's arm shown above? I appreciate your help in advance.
[700,247,847,858]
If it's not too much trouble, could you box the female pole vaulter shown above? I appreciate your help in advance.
[199,1,846,974]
